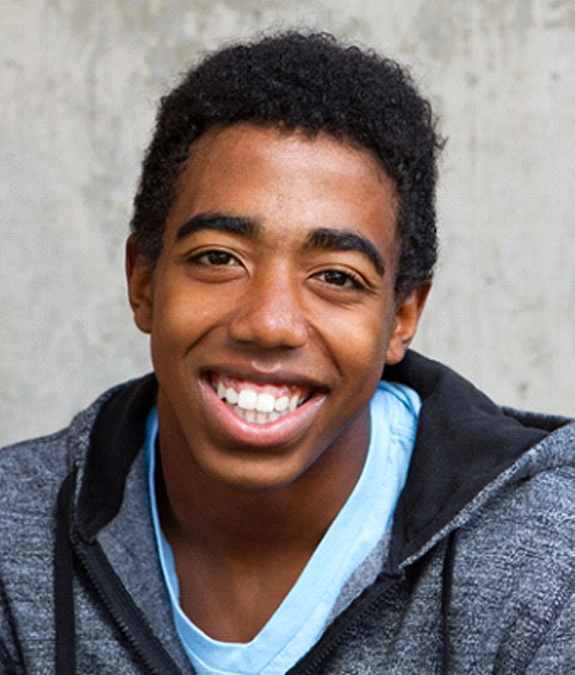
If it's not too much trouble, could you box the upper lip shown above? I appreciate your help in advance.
[200,363,328,392]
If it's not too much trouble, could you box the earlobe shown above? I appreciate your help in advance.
[125,236,154,334]
[385,281,431,365]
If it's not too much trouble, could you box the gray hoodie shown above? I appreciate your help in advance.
[1,351,575,674]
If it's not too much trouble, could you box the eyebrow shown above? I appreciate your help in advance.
[175,214,385,277]
[175,212,261,241]
[303,228,385,276]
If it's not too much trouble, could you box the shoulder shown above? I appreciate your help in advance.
[446,428,575,649]
[460,421,575,565]
[0,380,137,537]
[444,438,575,669]
[0,429,73,518]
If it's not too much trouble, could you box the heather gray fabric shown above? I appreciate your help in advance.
[304,423,575,674]
[0,387,193,674]
[1,353,575,673]
[326,532,392,625]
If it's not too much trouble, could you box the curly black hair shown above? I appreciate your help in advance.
[130,32,443,296]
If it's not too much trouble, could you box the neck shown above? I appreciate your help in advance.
[156,399,370,562]
[154,396,370,641]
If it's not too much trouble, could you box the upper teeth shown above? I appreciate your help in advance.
[216,381,300,413]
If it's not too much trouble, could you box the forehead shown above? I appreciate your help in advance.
[182,123,392,191]
[165,123,399,251]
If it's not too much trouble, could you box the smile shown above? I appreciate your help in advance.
[209,373,313,426]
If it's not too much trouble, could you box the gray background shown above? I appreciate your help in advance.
[2,0,574,446]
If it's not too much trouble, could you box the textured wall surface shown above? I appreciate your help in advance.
[1,0,574,445]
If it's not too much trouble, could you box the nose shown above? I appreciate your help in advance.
[228,270,308,350]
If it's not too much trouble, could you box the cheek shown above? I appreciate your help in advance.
[150,282,243,380]
[153,275,222,335]
[323,307,389,383]
[148,285,202,363]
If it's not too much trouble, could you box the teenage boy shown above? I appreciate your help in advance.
[2,32,575,674]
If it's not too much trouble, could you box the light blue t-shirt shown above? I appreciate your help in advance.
[145,381,420,674]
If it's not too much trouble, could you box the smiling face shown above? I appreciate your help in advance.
[127,123,429,493]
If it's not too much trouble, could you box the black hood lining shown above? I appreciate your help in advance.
[384,351,548,565]
[76,374,158,540]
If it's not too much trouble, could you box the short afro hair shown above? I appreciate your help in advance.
[130,32,443,296]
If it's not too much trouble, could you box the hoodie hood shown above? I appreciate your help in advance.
[72,351,567,563]
[384,351,566,567]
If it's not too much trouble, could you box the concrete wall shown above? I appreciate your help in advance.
[2,0,574,446]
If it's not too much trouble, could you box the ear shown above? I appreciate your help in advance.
[385,281,431,365]
[125,235,154,334]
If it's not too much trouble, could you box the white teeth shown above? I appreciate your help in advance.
[232,405,245,420]
[274,396,289,412]
[213,379,310,425]
[225,387,238,405]
[256,392,275,413]
[231,405,283,425]
[238,389,257,411]
[222,385,302,413]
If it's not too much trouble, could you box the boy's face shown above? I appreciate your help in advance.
[128,123,428,492]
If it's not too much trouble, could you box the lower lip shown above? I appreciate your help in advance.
[200,378,326,448]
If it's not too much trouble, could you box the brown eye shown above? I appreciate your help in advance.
[316,270,363,289]
[196,250,239,266]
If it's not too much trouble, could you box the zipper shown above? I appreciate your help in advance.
[72,534,190,675]
[288,573,401,674]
